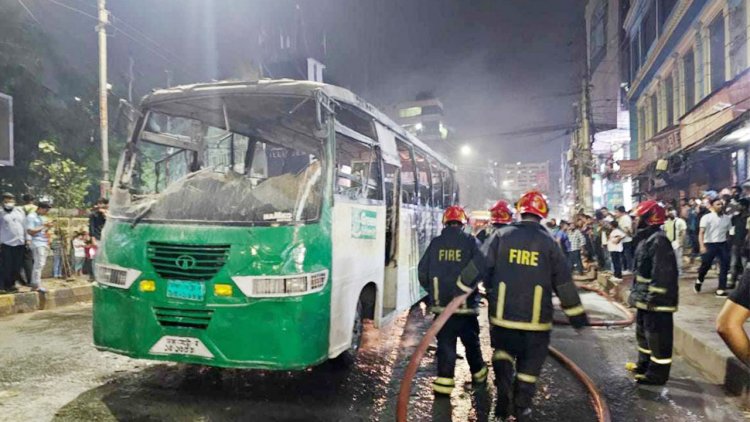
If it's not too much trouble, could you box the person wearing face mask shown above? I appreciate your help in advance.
[0,193,28,293]
[696,197,733,296]
[664,207,687,277]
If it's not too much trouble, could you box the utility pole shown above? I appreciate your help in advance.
[574,77,595,215]
[97,0,110,198]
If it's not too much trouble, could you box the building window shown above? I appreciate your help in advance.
[590,1,608,71]
[658,0,678,31]
[709,13,726,92]
[650,94,658,136]
[642,4,657,56]
[630,35,640,79]
[399,107,422,118]
[729,0,748,77]
[684,49,695,110]
[665,75,674,125]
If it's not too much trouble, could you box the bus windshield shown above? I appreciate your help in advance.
[111,94,325,225]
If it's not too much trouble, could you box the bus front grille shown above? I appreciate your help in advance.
[147,242,230,281]
[154,306,214,329]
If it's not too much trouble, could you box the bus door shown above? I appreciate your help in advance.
[376,124,403,317]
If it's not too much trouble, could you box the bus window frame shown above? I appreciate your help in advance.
[428,159,444,209]
[333,131,384,205]
[396,139,418,206]
[413,150,432,208]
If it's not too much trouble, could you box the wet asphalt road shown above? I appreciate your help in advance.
[0,295,746,422]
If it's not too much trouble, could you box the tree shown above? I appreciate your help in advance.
[30,140,90,209]
[29,140,91,278]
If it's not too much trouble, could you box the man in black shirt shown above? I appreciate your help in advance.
[717,273,750,365]
[88,198,108,243]
[730,199,750,288]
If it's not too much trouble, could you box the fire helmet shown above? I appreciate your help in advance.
[633,200,666,226]
[516,191,549,219]
[443,205,468,225]
[489,200,513,225]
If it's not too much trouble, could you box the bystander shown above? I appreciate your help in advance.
[696,197,732,296]
[25,201,53,292]
[615,206,634,271]
[0,193,26,293]
[664,207,687,277]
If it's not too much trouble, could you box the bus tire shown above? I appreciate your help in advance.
[333,298,365,368]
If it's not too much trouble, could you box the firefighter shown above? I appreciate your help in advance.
[477,200,513,243]
[625,200,678,385]
[418,205,489,396]
[484,191,588,421]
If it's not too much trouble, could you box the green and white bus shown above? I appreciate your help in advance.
[93,79,458,369]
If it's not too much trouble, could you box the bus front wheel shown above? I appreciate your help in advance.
[333,298,365,367]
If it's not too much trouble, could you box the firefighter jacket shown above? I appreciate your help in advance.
[418,226,485,315]
[629,225,679,313]
[484,221,588,331]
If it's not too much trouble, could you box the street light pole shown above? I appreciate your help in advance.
[97,0,110,198]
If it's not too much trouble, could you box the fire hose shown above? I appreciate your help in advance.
[553,284,635,327]
[396,284,623,422]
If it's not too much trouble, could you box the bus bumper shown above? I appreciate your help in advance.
[92,285,331,370]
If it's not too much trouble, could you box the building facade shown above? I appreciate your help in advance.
[498,161,551,202]
[621,0,750,202]
[586,0,635,210]
[392,93,449,154]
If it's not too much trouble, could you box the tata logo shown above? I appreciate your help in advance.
[175,255,197,270]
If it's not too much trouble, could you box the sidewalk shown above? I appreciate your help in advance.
[0,277,93,317]
[596,264,750,401]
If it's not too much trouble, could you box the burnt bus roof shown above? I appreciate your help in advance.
[141,79,455,170]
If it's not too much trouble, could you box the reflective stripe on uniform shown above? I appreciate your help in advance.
[490,317,552,331]
[638,346,652,355]
[472,366,489,383]
[563,304,585,317]
[634,302,677,312]
[517,373,538,383]
[496,281,507,321]
[647,286,667,294]
[434,377,455,386]
[636,275,652,283]
[457,277,473,294]
[432,384,454,394]
[433,277,440,307]
[493,350,515,362]
[531,285,543,324]
[650,356,673,365]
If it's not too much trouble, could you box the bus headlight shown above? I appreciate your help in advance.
[95,264,141,289]
[232,270,328,297]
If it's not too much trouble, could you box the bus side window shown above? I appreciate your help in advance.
[397,140,417,205]
[429,160,443,208]
[414,151,432,207]
[335,134,382,201]
[442,167,455,206]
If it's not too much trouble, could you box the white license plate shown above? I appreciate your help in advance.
[149,336,214,358]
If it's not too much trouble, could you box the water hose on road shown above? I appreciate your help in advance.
[548,345,611,422]
[396,291,613,422]
[397,292,471,422]
[553,284,635,327]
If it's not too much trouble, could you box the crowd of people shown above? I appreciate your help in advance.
[0,194,109,293]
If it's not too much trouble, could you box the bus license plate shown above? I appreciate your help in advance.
[149,336,214,358]
[167,280,205,301]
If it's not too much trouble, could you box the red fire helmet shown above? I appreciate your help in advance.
[443,205,468,225]
[489,200,513,224]
[633,200,666,225]
[516,191,549,219]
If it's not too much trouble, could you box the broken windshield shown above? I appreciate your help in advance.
[110,94,326,225]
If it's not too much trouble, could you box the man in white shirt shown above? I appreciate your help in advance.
[0,193,27,293]
[664,207,687,276]
[615,206,634,271]
[696,197,732,296]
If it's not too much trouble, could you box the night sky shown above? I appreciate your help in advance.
[22,0,585,170]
